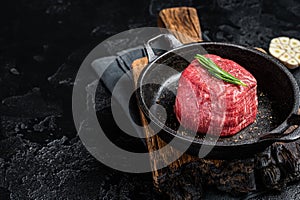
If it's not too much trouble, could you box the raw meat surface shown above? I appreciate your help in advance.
[174,54,258,136]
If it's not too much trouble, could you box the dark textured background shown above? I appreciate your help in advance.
[0,0,300,199]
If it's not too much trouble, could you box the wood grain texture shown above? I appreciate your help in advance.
[158,7,202,44]
[131,57,197,188]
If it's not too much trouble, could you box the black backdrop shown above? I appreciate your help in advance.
[0,0,300,199]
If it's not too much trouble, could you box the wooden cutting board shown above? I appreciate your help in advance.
[131,7,300,199]
[131,7,256,198]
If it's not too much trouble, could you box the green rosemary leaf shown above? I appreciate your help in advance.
[195,54,247,87]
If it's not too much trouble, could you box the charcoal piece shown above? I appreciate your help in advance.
[160,162,204,200]
[272,142,300,184]
[255,147,273,170]
[261,164,282,190]
[255,140,300,191]
[203,159,256,195]
[158,158,256,198]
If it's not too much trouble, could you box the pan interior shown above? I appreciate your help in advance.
[140,43,296,145]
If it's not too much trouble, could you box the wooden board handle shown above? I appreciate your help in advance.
[158,7,202,44]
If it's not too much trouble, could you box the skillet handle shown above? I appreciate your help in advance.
[144,34,183,63]
[259,113,300,143]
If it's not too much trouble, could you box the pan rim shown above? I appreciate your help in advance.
[137,42,300,147]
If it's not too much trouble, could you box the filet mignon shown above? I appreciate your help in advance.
[174,54,257,137]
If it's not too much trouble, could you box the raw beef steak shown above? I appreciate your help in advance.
[174,54,257,137]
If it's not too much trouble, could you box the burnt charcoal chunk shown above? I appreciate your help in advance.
[158,159,256,198]
[160,163,204,199]
[255,140,300,191]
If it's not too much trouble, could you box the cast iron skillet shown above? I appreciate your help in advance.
[137,34,300,159]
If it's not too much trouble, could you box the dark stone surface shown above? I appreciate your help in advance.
[0,88,77,143]
[0,59,21,101]
[1,0,300,199]
[0,136,158,200]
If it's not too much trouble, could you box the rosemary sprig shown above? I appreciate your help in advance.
[194,54,247,87]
